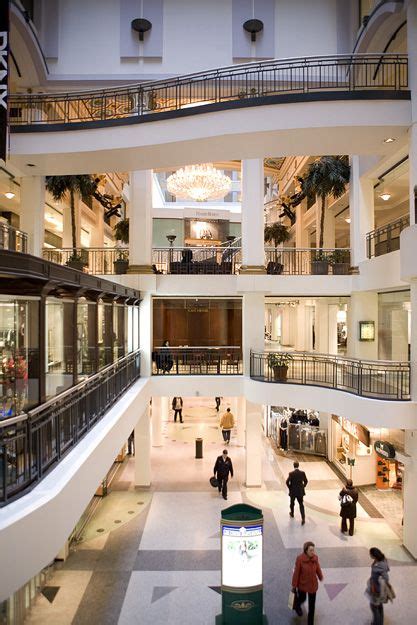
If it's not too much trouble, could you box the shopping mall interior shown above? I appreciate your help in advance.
[1,1,417,624]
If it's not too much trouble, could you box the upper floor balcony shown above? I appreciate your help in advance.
[366,214,409,258]
[0,222,28,254]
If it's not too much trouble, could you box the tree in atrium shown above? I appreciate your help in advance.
[46,175,97,266]
[301,156,350,249]
[264,221,290,274]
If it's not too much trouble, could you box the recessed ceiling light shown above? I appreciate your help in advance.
[383,137,395,143]
[345,217,351,223]
[4,191,15,199]
[379,193,391,201]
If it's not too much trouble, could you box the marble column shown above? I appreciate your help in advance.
[134,406,151,487]
[19,175,45,257]
[242,293,265,376]
[139,292,152,377]
[403,430,417,557]
[237,396,246,447]
[245,400,262,487]
[127,169,154,273]
[349,156,374,265]
[240,159,266,274]
[347,291,378,360]
[152,396,162,447]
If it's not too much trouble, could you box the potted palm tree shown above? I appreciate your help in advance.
[267,352,293,381]
[264,222,290,274]
[46,175,96,271]
[300,156,350,275]
[113,218,129,274]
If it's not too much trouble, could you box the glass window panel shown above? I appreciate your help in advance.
[77,300,97,379]
[98,301,114,367]
[378,290,410,361]
[45,299,74,399]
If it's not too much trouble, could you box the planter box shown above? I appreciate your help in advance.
[311,260,329,275]
[66,259,85,272]
[114,259,129,274]
[332,262,350,275]
[272,365,288,382]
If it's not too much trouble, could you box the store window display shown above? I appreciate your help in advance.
[45,298,74,399]
[331,415,374,485]
[267,407,327,457]
[77,299,97,380]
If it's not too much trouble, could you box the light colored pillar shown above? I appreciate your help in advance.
[161,395,170,423]
[242,293,265,376]
[281,306,292,346]
[347,291,378,360]
[403,430,417,557]
[19,176,45,257]
[134,407,151,487]
[295,302,306,351]
[328,304,339,355]
[151,396,162,447]
[245,400,262,487]
[240,159,266,274]
[323,209,335,249]
[295,203,308,248]
[410,280,417,402]
[407,0,417,225]
[315,301,329,353]
[91,204,104,247]
[139,292,152,377]
[349,156,374,265]
[127,169,153,273]
[409,124,417,226]
[237,396,246,447]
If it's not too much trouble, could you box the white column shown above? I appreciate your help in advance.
[410,281,417,402]
[328,304,339,355]
[242,293,265,376]
[408,0,417,225]
[295,302,306,351]
[403,430,417,557]
[347,291,378,360]
[151,396,162,447]
[245,400,262,487]
[19,176,45,257]
[91,204,104,247]
[315,301,329,353]
[161,395,170,423]
[240,159,266,273]
[323,209,335,249]
[237,396,246,447]
[281,306,291,346]
[139,292,152,377]
[295,203,308,248]
[134,407,151,487]
[349,156,374,265]
[128,170,153,273]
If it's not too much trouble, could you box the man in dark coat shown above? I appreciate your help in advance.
[339,479,359,536]
[213,449,234,500]
[286,461,308,525]
[172,396,183,423]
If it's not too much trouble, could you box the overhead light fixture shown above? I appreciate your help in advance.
[167,163,232,202]
[4,179,16,199]
[383,137,395,143]
[379,192,391,201]
[345,217,351,224]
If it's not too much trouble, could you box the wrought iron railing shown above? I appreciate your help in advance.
[0,349,141,505]
[152,246,241,275]
[0,223,28,253]
[250,351,410,400]
[42,247,127,274]
[9,54,408,128]
[265,248,351,275]
[366,215,409,258]
[152,346,242,375]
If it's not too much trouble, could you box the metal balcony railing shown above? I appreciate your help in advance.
[152,346,242,375]
[42,247,127,274]
[9,54,408,128]
[0,349,141,505]
[265,248,351,275]
[152,247,241,275]
[250,351,410,400]
[0,223,28,253]
[366,215,410,258]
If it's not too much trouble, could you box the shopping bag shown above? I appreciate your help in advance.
[288,589,296,610]
[210,476,219,488]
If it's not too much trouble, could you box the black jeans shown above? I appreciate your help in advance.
[341,516,355,535]
[296,591,316,625]
[290,494,305,520]
[370,603,384,625]
[222,429,231,443]
[217,476,228,498]
[174,409,183,422]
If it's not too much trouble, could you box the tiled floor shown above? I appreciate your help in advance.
[24,397,416,624]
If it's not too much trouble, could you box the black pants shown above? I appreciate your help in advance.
[174,409,183,422]
[290,494,305,520]
[215,398,221,411]
[222,429,231,443]
[296,591,316,625]
[341,516,355,535]
[217,476,228,498]
[370,603,384,625]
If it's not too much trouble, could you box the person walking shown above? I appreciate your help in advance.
[215,397,222,412]
[172,396,183,423]
[339,478,358,536]
[291,541,323,624]
[220,407,235,444]
[367,547,391,625]
[213,449,234,500]
[286,461,308,525]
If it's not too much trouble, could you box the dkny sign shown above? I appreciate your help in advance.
[0,1,9,162]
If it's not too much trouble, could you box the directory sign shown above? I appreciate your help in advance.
[222,523,263,589]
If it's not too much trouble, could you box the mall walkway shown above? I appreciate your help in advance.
[24,398,417,624]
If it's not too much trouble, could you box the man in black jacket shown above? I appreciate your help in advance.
[286,461,308,525]
[172,396,183,423]
[213,449,234,500]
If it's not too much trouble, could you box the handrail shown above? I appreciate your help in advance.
[9,53,408,128]
[152,346,242,376]
[0,222,28,253]
[250,350,410,400]
[366,214,409,258]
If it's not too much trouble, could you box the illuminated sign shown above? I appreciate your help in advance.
[374,440,396,459]
[222,524,262,589]
[359,321,375,341]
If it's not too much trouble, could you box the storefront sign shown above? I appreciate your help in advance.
[0,1,9,162]
[374,440,396,460]
[359,321,375,341]
[334,415,370,447]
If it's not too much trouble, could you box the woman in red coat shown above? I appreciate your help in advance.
[291,541,324,624]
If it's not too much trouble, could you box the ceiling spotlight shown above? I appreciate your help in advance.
[345,217,351,224]
[383,137,395,143]
[379,192,391,201]
[4,191,15,199]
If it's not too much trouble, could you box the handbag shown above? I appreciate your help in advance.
[288,589,296,610]
[210,476,219,488]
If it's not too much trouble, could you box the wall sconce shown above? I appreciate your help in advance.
[131,18,152,41]
[243,19,264,42]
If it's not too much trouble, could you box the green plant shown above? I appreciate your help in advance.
[46,175,96,259]
[264,222,291,248]
[311,249,328,262]
[301,156,350,249]
[113,218,129,244]
[328,249,350,264]
[267,352,293,368]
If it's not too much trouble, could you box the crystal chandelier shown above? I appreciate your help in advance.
[166,163,232,202]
